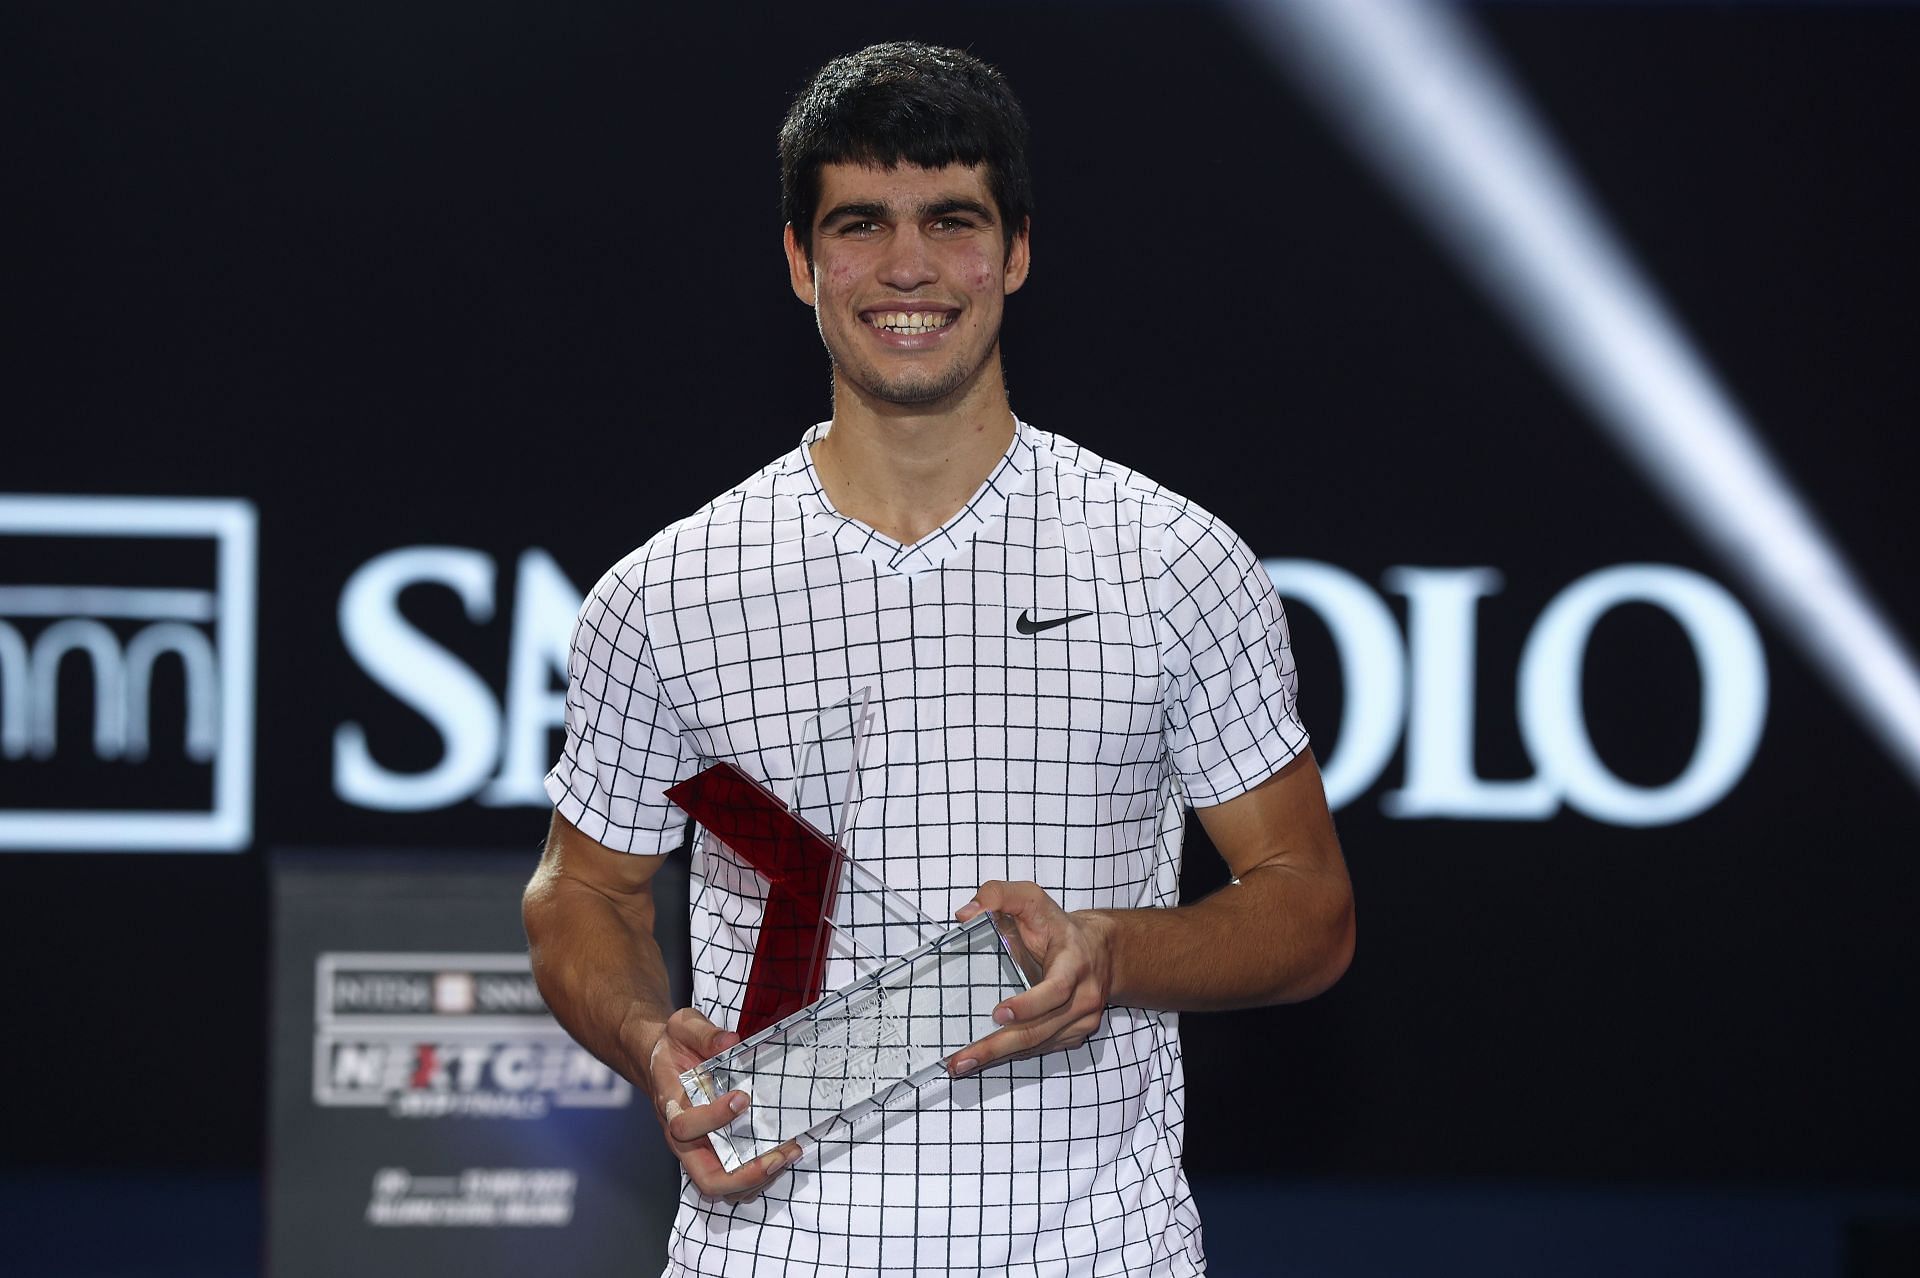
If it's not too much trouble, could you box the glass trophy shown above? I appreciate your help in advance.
[664,695,1042,1170]
[678,908,1040,1171]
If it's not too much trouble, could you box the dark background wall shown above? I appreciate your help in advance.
[6,0,1917,1194]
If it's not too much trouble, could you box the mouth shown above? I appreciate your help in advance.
[861,308,959,336]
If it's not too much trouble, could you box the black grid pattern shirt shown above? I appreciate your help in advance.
[546,421,1309,1278]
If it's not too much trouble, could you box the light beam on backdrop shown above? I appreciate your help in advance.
[1233,0,1920,791]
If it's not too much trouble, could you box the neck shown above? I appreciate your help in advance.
[811,358,1017,545]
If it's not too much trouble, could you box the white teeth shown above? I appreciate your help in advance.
[869,311,954,333]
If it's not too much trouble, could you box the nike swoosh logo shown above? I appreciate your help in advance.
[1016,609,1095,635]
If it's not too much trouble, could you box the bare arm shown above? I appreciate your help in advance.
[954,750,1354,1071]
[523,811,799,1199]
[1104,748,1354,1008]
[522,811,674,1081]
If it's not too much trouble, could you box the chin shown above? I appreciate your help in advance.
[837,362,970,408]
[858,352,1000,409]
[873,377,968,406]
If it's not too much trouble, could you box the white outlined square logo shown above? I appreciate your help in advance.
[0,495,256,851]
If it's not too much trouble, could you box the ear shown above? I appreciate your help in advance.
[1002,217,1032,296]
[784,223,816,306]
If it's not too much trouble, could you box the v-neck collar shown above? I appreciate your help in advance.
[790,418,1035,577]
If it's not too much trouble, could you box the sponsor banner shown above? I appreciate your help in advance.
[0,494,256,851]
[312,952,630,1117]
[0,509,1781,842]
[269,849,686,1276]
[327,544,1773,827]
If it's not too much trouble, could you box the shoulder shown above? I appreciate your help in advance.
[1023,425,1256,576]
[644,445,802,562]
[582,441,807,621]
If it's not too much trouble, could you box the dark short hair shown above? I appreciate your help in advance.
[779,42,1033,260]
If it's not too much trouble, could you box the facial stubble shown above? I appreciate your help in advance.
[822,316,1005,410]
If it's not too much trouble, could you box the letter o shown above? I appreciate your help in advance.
[1518,565,1767,827]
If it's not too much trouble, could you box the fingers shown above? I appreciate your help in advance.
[648,1013,742,1137]
[662,1088,750,1144]
[643,1007,804,1201]
[722,1141,804,1205]
[961,879,1049,922]
[647,1009,740,1110]
[951,883,1110,1076]
[958,882,1059,969]
[664,1006,738,1060]
[950,1000,1106,1076]
[684,1130,803,1202]
[659,1086,804,1201]
[951,969,1104,1074]
[950,1028,1003,1076]
[992,969,1073,1028]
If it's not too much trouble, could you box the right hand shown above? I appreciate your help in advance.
[635,1006,802,1203]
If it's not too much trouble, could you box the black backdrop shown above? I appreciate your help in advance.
[7,0,1918,1191]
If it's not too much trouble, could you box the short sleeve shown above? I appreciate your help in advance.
[1156,513,1310,806]
[544,557,695,854]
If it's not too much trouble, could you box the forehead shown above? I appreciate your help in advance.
[812,161,997,219]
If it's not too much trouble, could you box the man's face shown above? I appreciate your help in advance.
[786,161,1030,409]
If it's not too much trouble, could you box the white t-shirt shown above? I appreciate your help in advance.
[546,420,1309,1278]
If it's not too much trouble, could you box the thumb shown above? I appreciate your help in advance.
[957,878,1012,922]
[669,1008,737,1058]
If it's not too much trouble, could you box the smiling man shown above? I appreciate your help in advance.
[524,42,1354,1278]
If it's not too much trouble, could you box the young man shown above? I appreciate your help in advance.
[525,42,1354,1277]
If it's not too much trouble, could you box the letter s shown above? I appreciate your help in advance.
[334,547,502,811]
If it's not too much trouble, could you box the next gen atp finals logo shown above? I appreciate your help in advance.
[0,495,257,851]
[314,952,632,1119]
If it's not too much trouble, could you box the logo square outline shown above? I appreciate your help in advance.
[0,494,257,851]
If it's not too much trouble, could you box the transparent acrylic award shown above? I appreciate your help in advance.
[663,692,1041,1170]
[678,908,1039,1170]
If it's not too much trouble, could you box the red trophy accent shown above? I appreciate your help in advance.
[665,762,846,1037]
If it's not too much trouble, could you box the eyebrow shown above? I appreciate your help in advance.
[924,198,997,225]
[817,197,999,228]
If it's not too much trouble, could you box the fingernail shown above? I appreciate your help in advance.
[729,1093,749,1114]
[953,1057,979,1076]
[760,1149,791,1172]
[993,1006,1015,1025]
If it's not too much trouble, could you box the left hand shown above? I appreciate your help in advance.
[950,881,1115,1077]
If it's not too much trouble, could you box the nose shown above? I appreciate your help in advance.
[876,226,938,291]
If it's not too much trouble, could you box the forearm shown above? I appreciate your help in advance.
[522,865,676,1085]
[1089,863,1354,1012]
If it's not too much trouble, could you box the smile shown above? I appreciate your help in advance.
[863,311,957,334]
